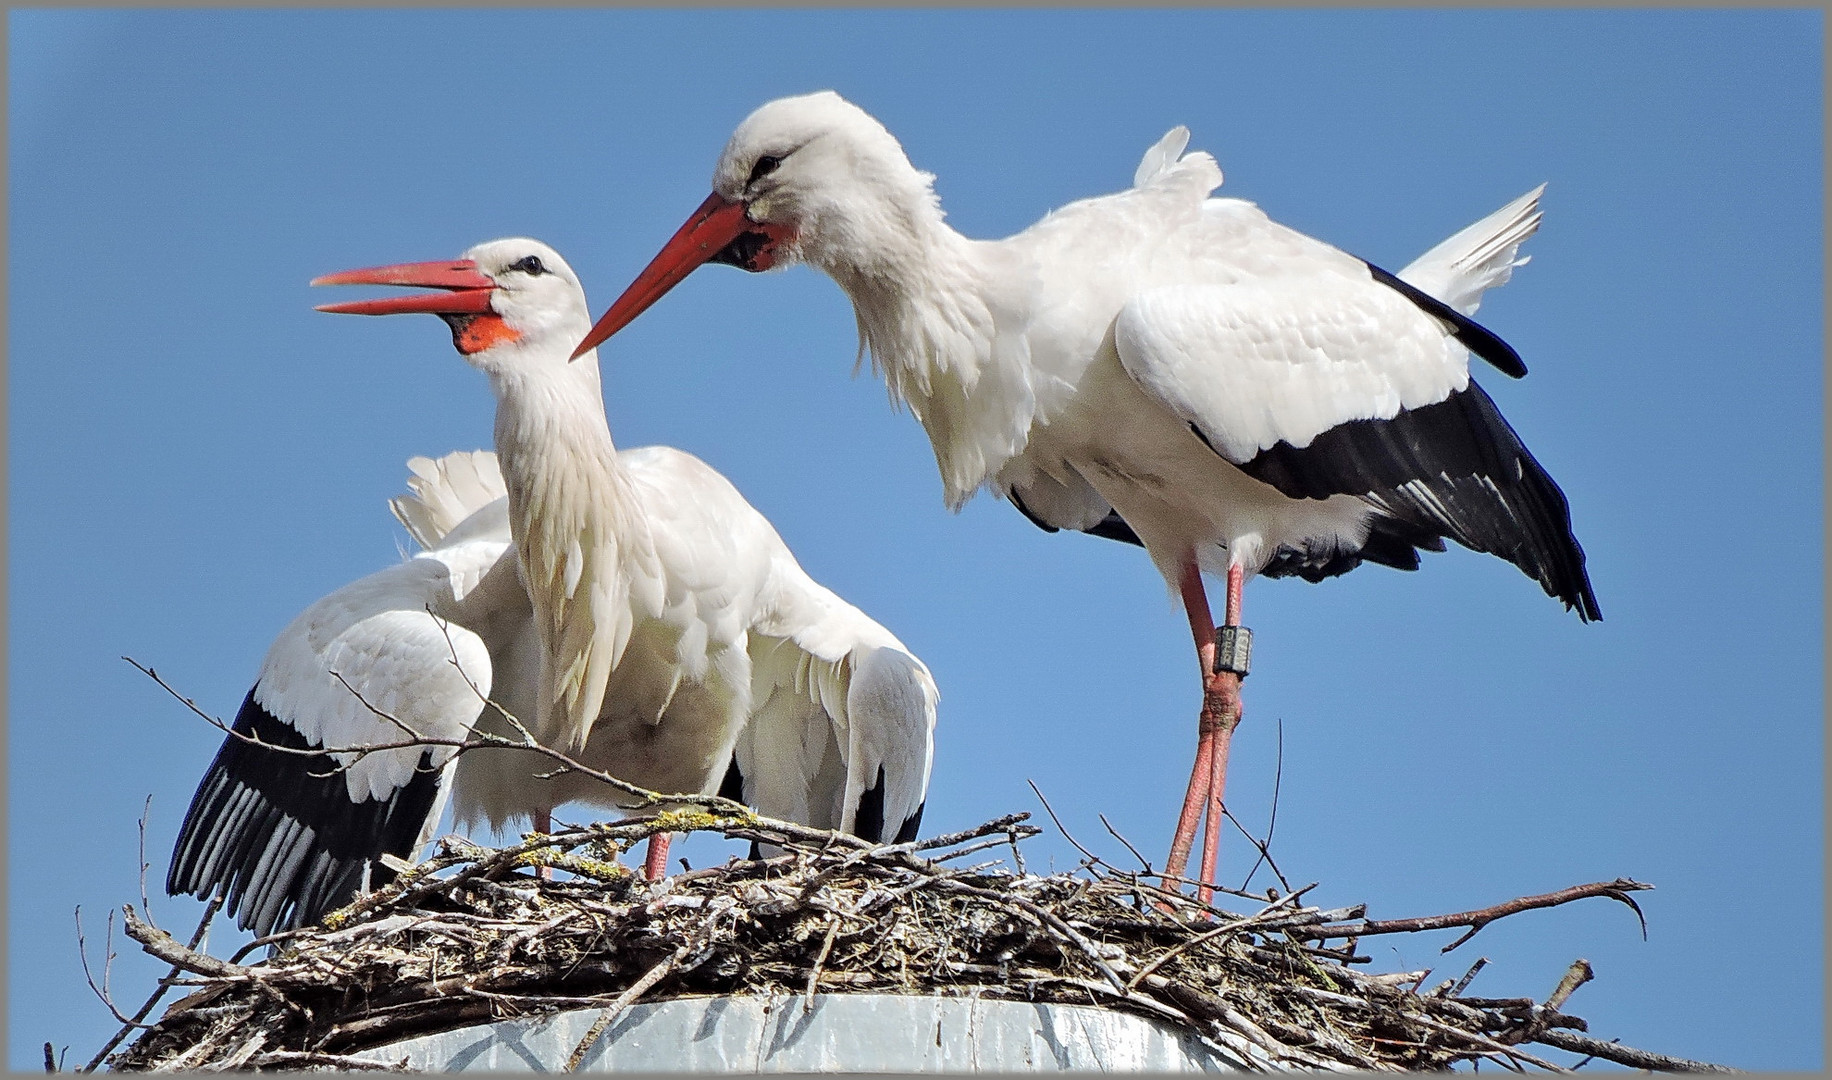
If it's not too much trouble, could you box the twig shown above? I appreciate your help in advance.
[1123,894,1299,991]
[74,908,138,1030]
[1026,780,1113,874]
[1236,718,1283,892]
[1097,813,1152,873]
[563,946,688,1070]
[81,893,224,1072]
[1221,803,1292,895]
[119,905,248,980]
[1399,1010,1568,1072]
[802,916,840,1011]
[228,927,311,966]
[1544,958,1594,1012]
[1532,1030,1740,1073]
[1293,879,1653,952]
[135,796,154,929]
[1448,956,1490,998]
[431,607,542,748]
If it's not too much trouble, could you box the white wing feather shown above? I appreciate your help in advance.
[390,450,509,550]
[1112,187,1545,462]
[737,636,850,828]
[1396,185,1545,317]
[254,455,516,806]
[745,565,938,840]
[840,644,938,838]
[255,553,502,807]
[1114,277,1468,462]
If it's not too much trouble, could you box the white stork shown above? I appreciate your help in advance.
[311,239,937,875]
[168,240,940,936]
[170,440,937,935]
[572,91,1599,899]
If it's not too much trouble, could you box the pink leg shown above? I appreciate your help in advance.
[1162,562,1246,905]
[1163,561,1219,887]
[533,808,553,882]
[643,833,672,881]
[1195,565,1246,905]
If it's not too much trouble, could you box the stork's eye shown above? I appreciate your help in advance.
[509,255,547,276]
[747,155,782,186]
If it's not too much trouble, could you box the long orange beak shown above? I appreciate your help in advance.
[572,192,753,358]
[312,260,495,316]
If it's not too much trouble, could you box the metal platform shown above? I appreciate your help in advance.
[351,991,1258,1071]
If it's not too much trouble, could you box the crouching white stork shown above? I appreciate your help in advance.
[313,238,938,880]
[572,92,1600,899]
[172,431,937,932]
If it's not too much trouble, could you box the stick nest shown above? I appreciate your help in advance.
[104,810,1725,1073]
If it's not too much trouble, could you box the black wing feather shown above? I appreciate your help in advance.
[852,764,925,846]
[1239,380,1600,621]
[1261,516,1449,582]
[1009,490,1144,548]
[1082,511,1145,548]
[717,757,746,803]
[894,802,925,845]
[167,688,443,936]
[854,765,888,844]
[1365,261,1527,378]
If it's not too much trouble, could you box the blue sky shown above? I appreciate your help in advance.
[9,9,1821,1071]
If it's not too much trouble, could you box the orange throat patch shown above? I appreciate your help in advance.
[454,313,522,354]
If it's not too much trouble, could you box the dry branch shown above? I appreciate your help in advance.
[1289,879,1653,953]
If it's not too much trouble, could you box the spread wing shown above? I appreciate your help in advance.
[169,453,517,934]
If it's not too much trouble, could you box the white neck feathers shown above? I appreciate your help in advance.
[824,210,1042,509]
[489,360,655,750]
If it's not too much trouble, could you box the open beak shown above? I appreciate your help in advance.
[312,260,495,316]
[572,192,757,359]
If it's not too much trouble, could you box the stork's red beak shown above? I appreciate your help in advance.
[573,192,769,359]
[312,260,495,316]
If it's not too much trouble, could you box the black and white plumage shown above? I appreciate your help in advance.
[171,430,938,933]
[573,92,1598,894]
[167,451,523,936]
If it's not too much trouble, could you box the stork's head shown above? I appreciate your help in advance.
[574,90,933,358]
[316,238,591,371]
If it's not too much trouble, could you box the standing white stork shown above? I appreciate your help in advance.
[572,91,1599,898]
[167,450,535,936]
[314,237,939,879]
